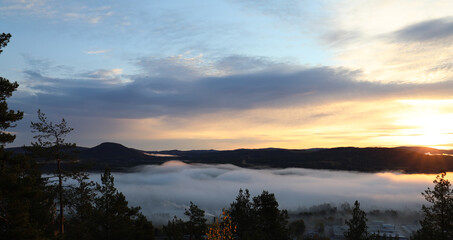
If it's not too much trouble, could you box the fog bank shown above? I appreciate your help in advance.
[90,161,448,224]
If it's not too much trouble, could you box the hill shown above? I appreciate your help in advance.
[7,143,453,173]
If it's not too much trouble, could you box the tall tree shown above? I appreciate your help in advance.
[412,172,453,240]
[163,216,186,240]
[185,201,207,240]
[229,189,255,239]
[30,109,76,238]
[252,191,290,240]
[0,154,55,239]
[0,33,23,148]
[94,168,154,240]
[65,173,97,240]
[288,219,306,240]
[229,189,290,240]
[0,33,53,239]
[344,200,369,240]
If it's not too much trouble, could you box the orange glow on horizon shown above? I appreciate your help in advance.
[376,172,453,183]
[102,99,453,151]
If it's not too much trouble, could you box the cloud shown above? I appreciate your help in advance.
[15,55,453,119]
[21,54,74,76]
[321,30,362,47]
[393,17,453,42]
[63,9,113,24]
[315,1,453,84]
[99,162,445,224]
[230,0,303,21]
[78,68,131,85]
[0,0,113,24]
[85,49,111,55]
[0,0,55,17]
[214,55,283,75]
[136,54,215,81]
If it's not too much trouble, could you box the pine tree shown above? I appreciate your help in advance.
[344,200,369,240]
[30,109,76,238]
[252,191,290,240]
[412,172,453,240]
[289,219,306,239]
[163,216,186,240]
[0,33,53,239]
[229,189,290,240]
[0,33,23,147]
[65,173,97,240]
[230,189,255,239]
[185,201,207,240]
[94,168,154,240]
[0,153,55,239]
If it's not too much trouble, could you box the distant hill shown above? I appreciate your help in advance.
[76,142,170,171]
[7,143,453,173]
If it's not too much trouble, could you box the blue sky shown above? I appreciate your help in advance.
[2,0,453,150]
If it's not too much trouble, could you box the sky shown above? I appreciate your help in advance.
[1,0,453,150]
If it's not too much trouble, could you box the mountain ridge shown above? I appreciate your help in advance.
[7,142,453,173]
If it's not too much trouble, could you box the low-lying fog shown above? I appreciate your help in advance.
[89,161,451,225]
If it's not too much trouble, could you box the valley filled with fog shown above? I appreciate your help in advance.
[87,160,450,225]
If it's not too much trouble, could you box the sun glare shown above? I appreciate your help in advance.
[393,100,453,149]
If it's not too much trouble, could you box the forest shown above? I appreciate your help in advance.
[2,33,453,240]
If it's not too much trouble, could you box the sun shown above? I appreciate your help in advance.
[393,100,453,149]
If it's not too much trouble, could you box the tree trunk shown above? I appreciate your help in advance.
[58,158,64,236]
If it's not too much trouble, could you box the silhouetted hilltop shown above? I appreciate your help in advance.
[7,143,453,173]
[77,142,166,170]
[80,142,145,161]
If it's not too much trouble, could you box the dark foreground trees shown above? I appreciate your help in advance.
[0,33,155,240]
[344,200,369,240]
[0,33,53,239]
[0,33,23,147]
[0,153,55,239]
[412,172,453,240]
[185,201,207,240]
[66,168,155,240]
[229,189,290,240]
[288,219,306,240]
[163,216,186,240]
[229,189,254,238]
[162,189,290,240]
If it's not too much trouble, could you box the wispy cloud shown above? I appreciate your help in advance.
[0,0,113,24]
[0,0,54,17]
[78,68,131,85]
[85,49,111,55]
[393,17,453,42]
[317,1,453,84]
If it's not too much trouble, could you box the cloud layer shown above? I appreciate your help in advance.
[394,17,453,42]
[16,56,453,119]
[99,162,447,225]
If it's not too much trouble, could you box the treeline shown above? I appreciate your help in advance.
[163,189,290,240]
[1,157,154,239]
[165,147,453,174]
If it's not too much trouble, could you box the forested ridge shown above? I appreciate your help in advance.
[8,142,453,173]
